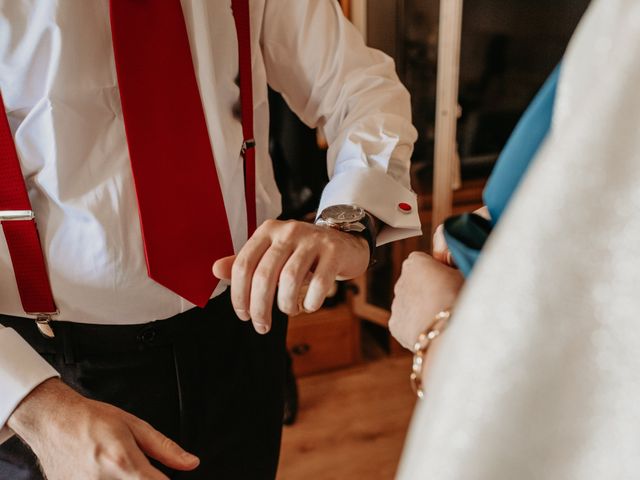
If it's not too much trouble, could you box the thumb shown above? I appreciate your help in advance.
[212,255,236,281]
[128,417,200,472]
[432,224,450,265]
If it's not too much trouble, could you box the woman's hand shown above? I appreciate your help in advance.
[389,252,464,350]
[432,206,490,267]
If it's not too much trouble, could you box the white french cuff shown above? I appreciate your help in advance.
[317,167,422,245]
[0,327,60,445]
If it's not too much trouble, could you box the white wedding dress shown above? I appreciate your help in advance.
[397,0,640,478]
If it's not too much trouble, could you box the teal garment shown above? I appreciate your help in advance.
[442,213,491,275]
[443,65,560,276]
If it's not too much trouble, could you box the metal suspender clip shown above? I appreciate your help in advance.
[1,210,58,338]
[25,311,59,339]
[0,210,35,221]
[241,138,256,155]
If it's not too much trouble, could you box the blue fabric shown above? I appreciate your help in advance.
[444,232,481,276]
[444,64,560,276]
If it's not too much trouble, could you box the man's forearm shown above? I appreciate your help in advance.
[7,378,75,444]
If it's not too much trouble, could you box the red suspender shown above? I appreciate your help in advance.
[0,1,256,333]
[232,0,258,235]
[0,93,58,336]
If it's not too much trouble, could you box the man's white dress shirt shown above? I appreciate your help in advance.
[0,0,419,442]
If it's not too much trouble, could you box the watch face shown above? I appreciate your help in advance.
[321,204,365,225]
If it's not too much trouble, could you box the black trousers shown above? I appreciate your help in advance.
[0,292,287,480]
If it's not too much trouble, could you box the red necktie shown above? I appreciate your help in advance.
[109,0,253,307]
[0,1,255,330]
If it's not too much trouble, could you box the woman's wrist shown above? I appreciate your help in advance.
[410,309,452,399]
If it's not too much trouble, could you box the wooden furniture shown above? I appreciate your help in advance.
[287,302,361,377]
[340,0,350,18]
[432,0,464,230]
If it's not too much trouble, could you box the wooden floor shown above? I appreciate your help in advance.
[278,355,417,480]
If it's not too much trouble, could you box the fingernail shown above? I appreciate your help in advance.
[237,310,250,321]
[255,323,270,334]
[182,452,200,465]
[303,296,321,313]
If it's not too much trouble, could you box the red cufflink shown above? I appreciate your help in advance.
[398,202,412,213]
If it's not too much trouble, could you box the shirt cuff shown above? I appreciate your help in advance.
[317,167,422,245]
[0,328,59,445]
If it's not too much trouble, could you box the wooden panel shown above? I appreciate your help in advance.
[287,304,360,377]
[432,0,464,232]
[350,0,368,39]
[351,275,390,327]
[340,0,350,19]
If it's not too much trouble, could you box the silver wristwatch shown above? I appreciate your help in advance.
[316,204,377,265]
[316,204,368,231]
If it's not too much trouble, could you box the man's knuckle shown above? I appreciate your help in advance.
[276,220,301,239]
[284,219,298,231]
[131,417,151,430]
[160,435,178,452]
[253,267,270,284]
[102,447,132,471]
[130,471,148,480]
[261,218,278,230]
[251,308,268,323]
[323,244,338,259]
[271,239,293,253]
[279,269,297,287]
[307,227,322,241]
[232,255,251,275]
[325,257,340,273]
[315,275,333,291]
[231,287,246,303]
[280,301,296,316]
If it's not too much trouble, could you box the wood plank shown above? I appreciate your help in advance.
[351,275,391,327]
[432,0,464,232]
[279,355,416,480]
[340,0,351,19]
[350,0,368,39]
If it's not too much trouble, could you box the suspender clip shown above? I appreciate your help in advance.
[26,311,59,339]
[241,139,256,155]
[0,210,35,221]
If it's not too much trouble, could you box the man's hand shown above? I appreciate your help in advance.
[8,378,199,480]
[213,219,369,334]
[389,252,464,350]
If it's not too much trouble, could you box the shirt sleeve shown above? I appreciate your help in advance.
[0,326,59,445]
[261,0,421,244]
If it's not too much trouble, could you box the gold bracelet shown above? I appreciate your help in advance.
[411,309,452,399]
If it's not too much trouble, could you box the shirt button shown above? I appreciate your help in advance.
[398,202,412,213]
